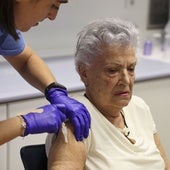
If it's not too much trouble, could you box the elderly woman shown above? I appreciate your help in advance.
[46,18,170,170]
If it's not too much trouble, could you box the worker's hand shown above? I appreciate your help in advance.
[45,88,91,141]
[22,104,66,136]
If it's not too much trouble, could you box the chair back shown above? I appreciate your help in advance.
[20,144,47,170]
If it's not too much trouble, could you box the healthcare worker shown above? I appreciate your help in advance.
[0,0,90,145]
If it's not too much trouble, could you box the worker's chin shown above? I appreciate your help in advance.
[19,27,31,32]
[19,23,39,32]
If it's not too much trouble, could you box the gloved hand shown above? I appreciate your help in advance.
[22,104,66,136]
[45,87,91,141]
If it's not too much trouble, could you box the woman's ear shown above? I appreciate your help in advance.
[78,64,88,85]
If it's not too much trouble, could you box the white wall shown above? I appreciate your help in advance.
[23,0,151,58]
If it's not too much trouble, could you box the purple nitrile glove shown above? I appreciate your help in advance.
[45,88,91,141]
[22,104,66,136]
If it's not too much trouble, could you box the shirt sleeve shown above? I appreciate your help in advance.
[0,30,25,56]
[131,95,157,134]
[147,106,157,134]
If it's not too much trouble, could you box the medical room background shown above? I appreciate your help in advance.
[1,0,170,169]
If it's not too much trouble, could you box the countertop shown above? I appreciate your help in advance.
[0,55,170,103]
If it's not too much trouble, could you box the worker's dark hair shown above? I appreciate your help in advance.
[0,0,19,40]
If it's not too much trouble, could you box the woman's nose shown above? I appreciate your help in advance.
[119,70,130,85]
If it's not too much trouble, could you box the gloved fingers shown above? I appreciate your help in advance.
[52,105,66,133]
[77,114,85,140]
[53,104,67,122]
[49,109,65,134]
[55,104,68,123]
[71,118,82,141]
[75,107,91,138]
[38,104,67,123]
[86,109,91,129]
[81,111,90,138]
[72,112,90,141]
[55,116,63,133]
[58,110,67,122]
[82,106,91,128]
[23,104,68,135]
[76,110,90,139]
[76,104,91,129]
[55,103,66,113]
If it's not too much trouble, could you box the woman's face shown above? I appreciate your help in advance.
[14,0,67,31]
[82,45,136,114]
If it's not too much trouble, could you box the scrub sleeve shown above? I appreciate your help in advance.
[0,28,25,56]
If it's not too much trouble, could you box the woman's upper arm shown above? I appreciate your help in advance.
[48,123,86,170]
[4,45,33,71]
[154,133,170,170]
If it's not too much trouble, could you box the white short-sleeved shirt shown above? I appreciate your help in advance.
[46,95,165,170]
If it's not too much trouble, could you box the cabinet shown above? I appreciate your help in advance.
[134,78,170,159]
[0,104,7,170]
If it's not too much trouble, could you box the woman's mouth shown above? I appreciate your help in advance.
[115,91,129,96]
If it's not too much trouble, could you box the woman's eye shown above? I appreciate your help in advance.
[108,68,118,74]
[128,67,135,72]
